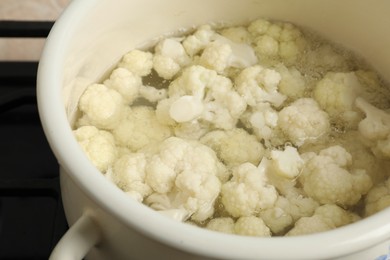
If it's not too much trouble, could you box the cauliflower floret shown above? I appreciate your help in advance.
[199,35,258,73]
[260,205,293,235]
[199,41,233,73]
[254,35,279,62]
[355,97,390,141]
[248,20,280,59]
[118,49,154,76]
[234,216,271,237]
[270,146,304,179]
[260,192,319,234]
[103,67,166,104]
[77,83,125,130]
[314,204,360,226]
[157,97,212,140]
[206,217,235,234]
[355,97,390,159]
[155,38,190,66]
[161,65,247,130]
[263,153,305,198]
[287,215,331,236]
[340,131,390,184]
[278,98,330,146]
[247,18,271,36]
[107,153,152,202]
[249,19,306,66]
[183,25,216,56]
[112,106,172,151]
[143,137,223,222]
[235,65,286,107]
[153,38,190,79]
[175,169,221,222]
[200,128,265,167]
[300,130,390,184]
[275,64,307,100]
[221,162,278,218]
[258,149,318,234]
[278,23,306,64]
[287,204,360,236]
[103,67,142,105]
[144,137,225,192]
[240,102,280,145]
[206,216,271,237]
[314,72,363,128]
[153,55,181,80]
[74,126,117,172]
[299,145,372,207]
[365,177,390,216]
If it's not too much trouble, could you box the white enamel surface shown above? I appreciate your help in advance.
[37,0,390,259]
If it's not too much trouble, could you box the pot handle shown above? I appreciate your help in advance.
[49,213,101,260]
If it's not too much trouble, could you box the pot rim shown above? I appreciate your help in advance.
[37,0,390,259]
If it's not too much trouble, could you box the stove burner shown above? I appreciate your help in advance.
[0,20,68,259]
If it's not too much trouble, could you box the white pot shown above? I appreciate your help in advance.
[37,0,390,259]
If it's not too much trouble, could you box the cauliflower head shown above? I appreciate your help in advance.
[365,177,390,217]
[221,162,278,218]
[278,98,330,146]
[77,83,125,130]
[104,67,142,105]
[355,97,390,159]
[118,49,154,77]
[287,204,360,236]
[182,24,216,56]
[200,128,265,168]
[235,65,286,107]
[206,216,271,237]
[198,34,257,73]
[299,145,372,207]
[107,153,152,202]
[157,65,247,130]
[234,216,271,237]
[112,106,172,151]
[275,64,307,100]
[270,146,304,179]
[143,137,224,222]
[240,102,280,146]
[248,19,306,66]
[206,217,235,234]
[153,38,190,79]
[73,126,117,172]
[260,192,319,234]
[314,72,363,128]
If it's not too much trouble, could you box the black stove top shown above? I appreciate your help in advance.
[0,21,68,260]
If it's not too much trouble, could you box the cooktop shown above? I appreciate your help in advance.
[0,21,68,260]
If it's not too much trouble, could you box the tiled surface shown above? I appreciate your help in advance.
[0,0,71,60]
